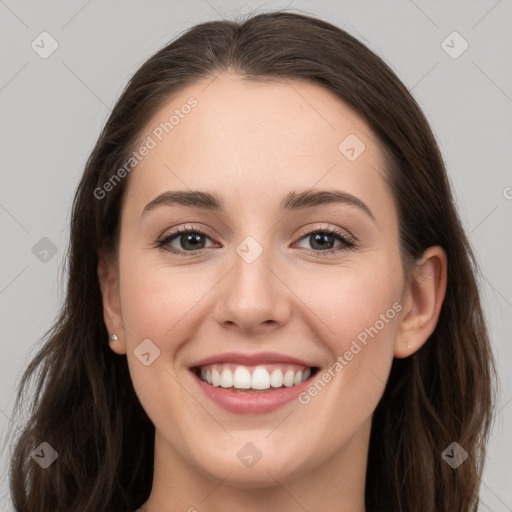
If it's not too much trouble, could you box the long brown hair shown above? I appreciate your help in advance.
[5,10,496,511]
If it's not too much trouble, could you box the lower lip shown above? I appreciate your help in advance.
[191,370,315,414]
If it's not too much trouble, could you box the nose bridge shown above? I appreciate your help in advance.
[232,233,276,307]
[214,232,289,331]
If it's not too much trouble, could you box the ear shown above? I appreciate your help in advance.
[394,246,448,358]
[97,250,126,354]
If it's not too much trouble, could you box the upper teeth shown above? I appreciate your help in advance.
[199,365,312,390]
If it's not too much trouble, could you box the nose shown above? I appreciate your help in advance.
[213,242,291,336]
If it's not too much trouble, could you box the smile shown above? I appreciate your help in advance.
[195,363,313,391]
[189,352,320,414]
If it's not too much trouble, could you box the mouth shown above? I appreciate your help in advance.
[189,355,320,414]
[191,363,319,393]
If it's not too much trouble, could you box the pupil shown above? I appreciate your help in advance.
[182,233,204,250]
[311,233,333,250]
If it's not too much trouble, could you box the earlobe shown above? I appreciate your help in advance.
[97,253,127,354]
[394,246,448,359]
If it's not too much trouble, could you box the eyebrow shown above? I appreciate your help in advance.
[142,188,375,221]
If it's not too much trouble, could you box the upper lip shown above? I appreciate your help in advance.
[189,351,318,368]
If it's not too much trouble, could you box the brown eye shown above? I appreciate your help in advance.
[156,226,217,254]
[294,227,356,255]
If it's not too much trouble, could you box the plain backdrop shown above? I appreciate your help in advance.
[0,1,511,510]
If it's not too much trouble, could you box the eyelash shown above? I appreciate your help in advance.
[155,223,357,257]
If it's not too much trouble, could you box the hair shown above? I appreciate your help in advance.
[5,9,497,512]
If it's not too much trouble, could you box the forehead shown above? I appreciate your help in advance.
[123,72,391,219]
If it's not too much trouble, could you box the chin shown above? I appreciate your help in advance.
[192,447,313,488]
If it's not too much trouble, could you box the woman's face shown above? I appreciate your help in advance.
[102,73,413,488]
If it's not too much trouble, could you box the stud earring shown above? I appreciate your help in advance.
[406,341,412,349]
[109,334,118,342]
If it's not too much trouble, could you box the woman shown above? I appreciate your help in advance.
[6,10,496,512]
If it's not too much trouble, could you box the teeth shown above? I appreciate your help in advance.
[251,367,270,390]
[198,364,313,390]
[270,368,283,388]
[283,370,295,387]
[220,368,234,388]
[233,366,252,389]
[211,368,221,387]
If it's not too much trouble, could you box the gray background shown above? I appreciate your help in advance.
[0,0,511,510]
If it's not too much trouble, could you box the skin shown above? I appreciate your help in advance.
[98,72,447,512]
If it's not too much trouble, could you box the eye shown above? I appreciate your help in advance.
[155,225,218,254]
[155,224,357,256]
[292,225,356,255]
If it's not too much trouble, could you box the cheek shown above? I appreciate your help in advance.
[291,258,401,409]
[118,253,207,426]
[294,275,399,448]
[118,250,223,355]
[291,259,402,348]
